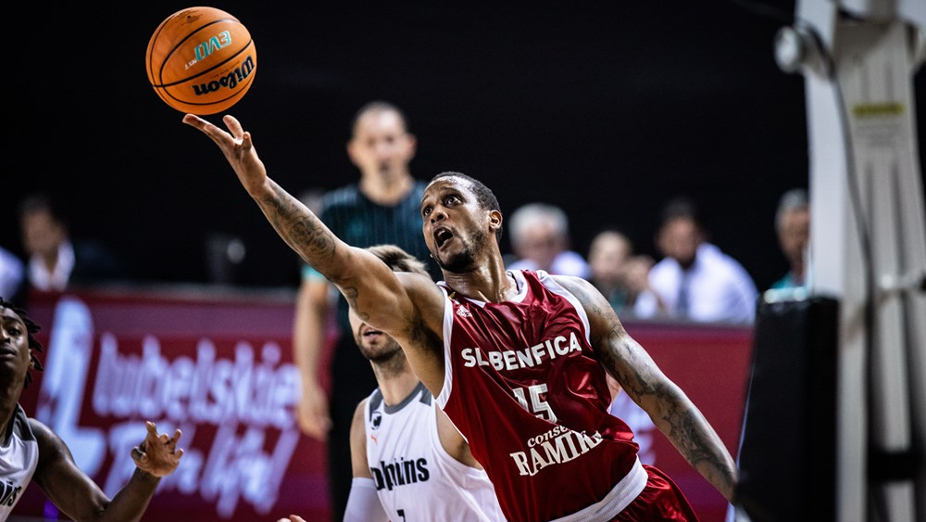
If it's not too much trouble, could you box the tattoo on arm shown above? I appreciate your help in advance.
[604,322,737,497]
[566,276,736,496]
[258,183,337,265]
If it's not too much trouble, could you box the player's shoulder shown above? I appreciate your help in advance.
[5,405,37,443]
[547,272,596,294]
[351,395,373,432]
[557,275,608,307]
[358,387,385,415]
[397,271,446,326]
[397,270,442,293]
[26,417,63,454]
[26,416,50,438]
[353,396,370,418]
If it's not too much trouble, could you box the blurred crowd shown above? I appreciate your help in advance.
[1,186,810,327]
[501,189,810,325]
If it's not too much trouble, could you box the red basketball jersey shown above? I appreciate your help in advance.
[435,270,648,522]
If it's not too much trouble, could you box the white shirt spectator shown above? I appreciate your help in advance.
[634,243,758,323]
[507,250,590,278]
[27,240,75,292]
[506,202,590,278]
[0,246,24,299]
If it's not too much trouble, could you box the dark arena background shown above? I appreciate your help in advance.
[10,1,921,289]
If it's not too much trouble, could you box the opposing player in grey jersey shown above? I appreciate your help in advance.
[276,246,503,522]
[0,297,184,522]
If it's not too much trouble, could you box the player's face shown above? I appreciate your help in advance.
[347,110,416,180]
[348,308,402,363]
[421,177,490,273]
[0,306,32,388]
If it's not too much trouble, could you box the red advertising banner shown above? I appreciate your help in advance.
[610,321,753,522]
[11,288,751,522]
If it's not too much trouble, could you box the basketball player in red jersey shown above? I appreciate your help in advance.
[184,113,738,521]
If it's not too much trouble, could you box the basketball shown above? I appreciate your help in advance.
[145,6,257,115]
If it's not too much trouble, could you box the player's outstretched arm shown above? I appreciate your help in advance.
[182,114,433,339]
[182,114,268,196]
[30,419,182,522]
[560,276,738,501]
[182,113,338,270]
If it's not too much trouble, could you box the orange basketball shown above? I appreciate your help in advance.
[145,6,257,115]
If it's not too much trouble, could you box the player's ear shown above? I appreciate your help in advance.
[489,210,503,232]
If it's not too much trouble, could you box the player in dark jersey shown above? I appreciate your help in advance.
[185,113,738,521]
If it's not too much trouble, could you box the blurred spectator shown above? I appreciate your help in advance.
[588,229,632,307]
[587,228,660,315]
[506,202,589,278]
[770,188,810,290]
[633,197,758,323]
[623,255,662,314]
[0,244,24,303]
[18,193,127,293]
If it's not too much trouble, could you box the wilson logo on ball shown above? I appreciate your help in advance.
[146,6,258,115]
[192,55,256,96]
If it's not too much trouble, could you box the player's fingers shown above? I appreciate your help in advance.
[183,114,230,145]
[182,114,210,130]
[132,446,149,464]
[223,115,243,137]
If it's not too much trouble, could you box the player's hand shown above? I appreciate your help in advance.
[182,114,268,196]
[131,421,184,477]
[297,381,331,441]
[276,516,306,522]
